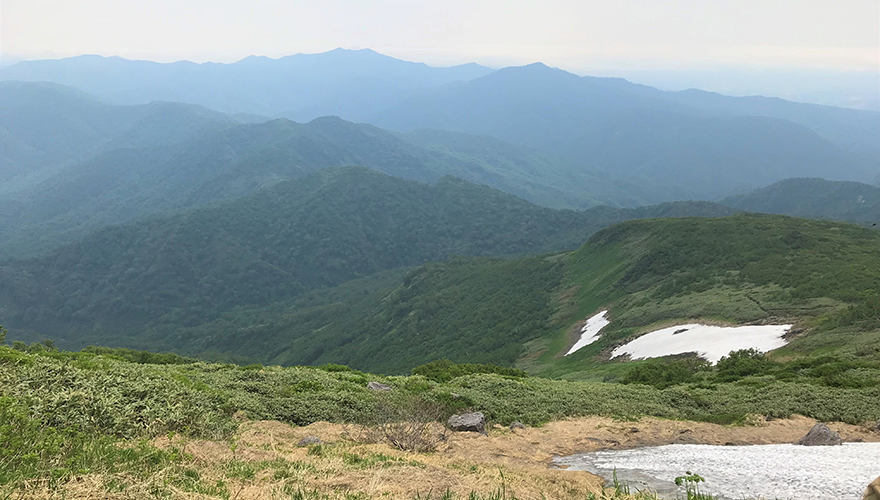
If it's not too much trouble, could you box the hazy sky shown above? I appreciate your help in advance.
[2,0,879,73]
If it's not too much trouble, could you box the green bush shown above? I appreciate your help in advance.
[411,359,528,383]
[716,349,776,381]
[622,358,711,389]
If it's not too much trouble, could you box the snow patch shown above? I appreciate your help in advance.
[611,323,791,364]
[554,443,880,500]
[565,310,610,356]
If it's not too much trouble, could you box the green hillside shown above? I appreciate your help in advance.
[721,178,880,226]
[530,214,880,379]
[111,213,880,378]
[0,167,734,352]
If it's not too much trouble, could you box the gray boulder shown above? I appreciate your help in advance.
[448,412,486,433]
[298,436,322,446]
[367,381,392,391]
[509,422,526,431]
[795,423,842,446]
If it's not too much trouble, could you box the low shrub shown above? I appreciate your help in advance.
[411,359,528,383]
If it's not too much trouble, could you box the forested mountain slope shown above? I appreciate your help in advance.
[721,178,880,226]
[0,84,659,258]
[0,167,735,353]
[0,81,237,187]
[157,214,880,375]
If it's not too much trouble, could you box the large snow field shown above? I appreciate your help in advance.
[565,310,610,355]
[611,323,791,364]
[554,443,880,500]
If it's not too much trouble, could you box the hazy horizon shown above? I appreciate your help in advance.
[4,0,878,70]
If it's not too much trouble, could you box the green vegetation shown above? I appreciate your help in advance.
[722,177,880,226]
[528,214,880,379]
[9,212,878,381]
[2,344,878,496]
[4,354,879,500]
[411,360,528,383]
[621,348,880,391]
[0,167,733,358]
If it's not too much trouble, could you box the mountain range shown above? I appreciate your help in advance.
[0,49,493,121]
[1,81,666,257]
[4,50,877,202]
[1,49,879,377]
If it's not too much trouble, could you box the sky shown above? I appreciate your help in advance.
[2,0,878,72]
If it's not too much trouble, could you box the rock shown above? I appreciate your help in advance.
[628,427,639,433]
[367,381,392,391]
[447,412,486,433]
[871,421,880,433]
[864,477,880,500]
[675,435,699,445]
[795,423,842,446]
[678,428,693,434]
[510,422,526,431]
[298,436,322,446]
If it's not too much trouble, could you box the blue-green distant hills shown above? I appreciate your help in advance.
[721,178,880,226]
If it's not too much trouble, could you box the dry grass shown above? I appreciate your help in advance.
[9,415,879,500]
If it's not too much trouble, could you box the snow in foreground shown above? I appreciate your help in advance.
[554,443,880,500]
[565,310,610,356]
[612,324,791,364]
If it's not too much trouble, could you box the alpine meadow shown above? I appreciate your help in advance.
[2,4,880,499]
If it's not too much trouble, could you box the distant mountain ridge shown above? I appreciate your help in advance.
[0,82,666,258]
[721,178,880,226]
[0,81,237,187]
[374,63,880,197]
[0,49,493,121]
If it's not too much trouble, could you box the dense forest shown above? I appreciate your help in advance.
[10,212,876,377]
[0,167,735,353]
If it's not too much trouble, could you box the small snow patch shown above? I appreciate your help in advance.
[612,323,791,364]
[565,310,610,356]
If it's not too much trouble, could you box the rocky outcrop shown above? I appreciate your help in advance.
[795,423,842,446]
[448,412,486,433]
[864,476,880,500]
[367,381,392,391]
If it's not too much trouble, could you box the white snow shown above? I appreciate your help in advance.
[553,443,880,500]
[565,310,611,356]
[611,323,791,364]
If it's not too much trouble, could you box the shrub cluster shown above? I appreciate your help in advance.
[411,359,528,383]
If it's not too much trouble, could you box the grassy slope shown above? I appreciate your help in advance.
[168,214,880,378]
[525,214,880,379]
